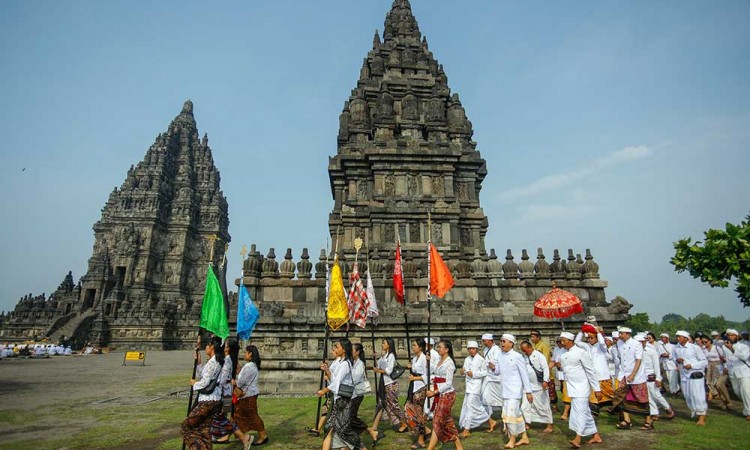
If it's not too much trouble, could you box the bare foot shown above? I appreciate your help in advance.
[504,443,515,449]
[587,434,603,444]
[543,425,554,433]
[696,416,706,426]
[487,418,497,433]
[516,437,530,446]
[459,430,471,439]
[569,440,581,449]
[560,415,569,421]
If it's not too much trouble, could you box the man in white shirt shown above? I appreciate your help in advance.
[610,327,650,429]
[480,333,502,431]
[519,340,554,433]
[724,329,750,420]
[459,340,494,437]
[488,334,533,449]
[574,325,614,414]
[656,333,679,396]
[424,337,440,418]
[559,331,603,448]
[639,334,674,426]
[552,339,570,420]
[672,330,708,425]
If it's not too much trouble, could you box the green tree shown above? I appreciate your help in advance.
[671,214,750,307]
[626,312,653,332]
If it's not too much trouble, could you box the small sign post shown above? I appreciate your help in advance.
[122,350,146,366]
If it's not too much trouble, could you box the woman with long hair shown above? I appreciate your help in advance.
[182,336,253,450]
[405,338,430,449]
[211,338,250,444]
[369,338,408,444]
[425,339,464,450]
[318,338,368,450]
[233,344,268,445]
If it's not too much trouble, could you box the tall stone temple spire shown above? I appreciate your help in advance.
[329,0,488,263]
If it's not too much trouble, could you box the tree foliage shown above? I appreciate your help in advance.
[624,312,749,336]
[671,214,750,307]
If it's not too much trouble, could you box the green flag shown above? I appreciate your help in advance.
[200,264,229,339]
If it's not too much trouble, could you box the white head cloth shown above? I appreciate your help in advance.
[467,340,479,349]
[559,332,575,341]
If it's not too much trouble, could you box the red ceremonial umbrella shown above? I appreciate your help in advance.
[534,282,583,330]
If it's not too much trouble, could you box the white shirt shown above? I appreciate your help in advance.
[552,346,566,381]
[483,345,502,382]
[617,337,646,384]
[378,353,397,386]
[560,345,600,398]
[462,353,487,395]
[329,357,354,399]
[236,361,260,398]
[523,349,550,392]
[726,341,750,378]
[411,353,427,392]
[432,356,456,394]
[574,332,610,381]
[642,344,662,382]
[656,340,677,370]
[672,342,708,379]
[489,349,533,399]
[352,358,367,397]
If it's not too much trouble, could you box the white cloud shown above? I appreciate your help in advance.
[496,145,653,201]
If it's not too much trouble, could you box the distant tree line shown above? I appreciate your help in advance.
[625,312,750,337]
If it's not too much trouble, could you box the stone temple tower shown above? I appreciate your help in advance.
[329,0,488,264]
[79,100,230,346]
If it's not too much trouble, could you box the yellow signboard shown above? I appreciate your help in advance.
[122,351,146,366]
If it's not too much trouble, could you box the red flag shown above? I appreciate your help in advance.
[348,262,370,328]
[393,242,405,305]
[429,243,454,298]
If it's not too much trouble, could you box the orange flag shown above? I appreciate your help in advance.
[429,243,454,298]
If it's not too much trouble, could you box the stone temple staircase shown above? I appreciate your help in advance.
[48,310,97,343]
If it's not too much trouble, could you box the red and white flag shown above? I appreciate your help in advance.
[348,262,370,328]
[393,242,405,305]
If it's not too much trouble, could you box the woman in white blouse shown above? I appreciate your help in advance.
[317,338,367,450]
[405,339,430,449]
[425,339,465,450]
[369,337,408,444]
[233,345,268,446]
[349,343,370,436]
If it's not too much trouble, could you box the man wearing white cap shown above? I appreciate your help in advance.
[656,333,679,396]
[480,333,502,431]
[611,327,650,429]
[519,340,554,433]
[574,324,614,414]
[724,329,750,420]
[638,334,673,428]
[558,331,603,448]
[459,340,495,437]
[488,334,533,449]
[672,330,708,425]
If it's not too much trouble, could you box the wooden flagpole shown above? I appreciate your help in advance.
[396,230,411,366]
[425,214,433,412]
[365,244,379,397]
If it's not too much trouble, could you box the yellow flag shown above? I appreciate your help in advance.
[327,259,349,331]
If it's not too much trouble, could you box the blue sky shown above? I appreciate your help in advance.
[1,0,749,323]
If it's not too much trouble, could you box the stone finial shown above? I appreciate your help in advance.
[297,248,312,279]
[244,244,261,277]
[487,249,502,277]
[550,249,566,280]
[566,249,580,279]
[534,247,550,279]
[519,249,534,279]
[279,248,296,279]
[455,258,471,279]
[502,249,519,279]
[581,249,600,279]
[471,249,487,279]
[261,248,279,278]
[181,100,193,115]
[373,30,381,50]
[314,249,327,279]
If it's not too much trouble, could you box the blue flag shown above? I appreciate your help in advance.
[237,282,260,340]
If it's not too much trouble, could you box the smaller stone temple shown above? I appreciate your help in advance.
[0,101,231,349]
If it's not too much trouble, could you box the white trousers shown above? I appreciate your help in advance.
[459,392,491,430]
[569,397,597,437]
[733,376,750,416]
[502,398,526,437]
[646,381,671,415]
[665,369,680,394]
[681,376,707,416]
[521,389,553,424]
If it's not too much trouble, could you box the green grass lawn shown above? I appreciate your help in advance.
[1,376,748,449]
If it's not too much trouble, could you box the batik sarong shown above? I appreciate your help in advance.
[182,400,222,450]
[405,386,428,438]
[611,378,649,415]
[433,391,459,443]
[234,395,265,434]
[349,395,368,435]
[324,396,363,450]
[210,410,238,439]
[375,381,405,426]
